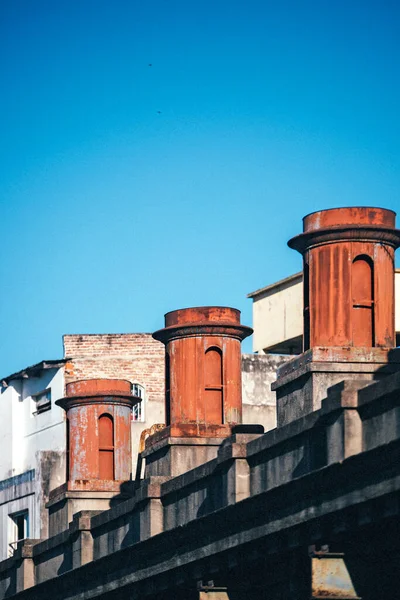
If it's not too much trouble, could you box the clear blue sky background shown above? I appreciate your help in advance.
[1,0,399,375]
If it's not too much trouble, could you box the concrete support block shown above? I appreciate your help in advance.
[322,381,366,464]
[143,436,224,478]
[218,430,264,505]
[15,540,37,593]
[273,347,400,427]
[47,486,121,536]
[136,478,166,540]
[141,498,163,540]
[70,511,98,569]
[227,458,250,505]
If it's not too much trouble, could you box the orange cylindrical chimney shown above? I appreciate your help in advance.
[57,379,139,486]
[289,207,400,350]
[152,306,252,437]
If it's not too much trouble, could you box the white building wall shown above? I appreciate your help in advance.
[21,368,65,470]
[0,367,65,560]
[0,386,16,481]
[250,275,303,354]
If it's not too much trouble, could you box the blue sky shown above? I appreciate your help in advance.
[1,0,399,375]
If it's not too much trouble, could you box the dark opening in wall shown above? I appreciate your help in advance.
[99,414,114,479]
[204,347,223,423]
[352,255,374,347]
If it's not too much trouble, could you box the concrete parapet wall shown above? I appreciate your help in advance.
[1,370,399,596]
[31,531,71,584]
[0,556,16,598]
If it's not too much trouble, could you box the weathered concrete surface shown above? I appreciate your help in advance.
[241,353,291,431]
[47,488,120,538]
[248,272,303,354]
[153,307,252,437]
[2,206,400,599]
[37,451,65,541]
[3,442,399,599]
[272,346,400,426]
[143,436,224,478]
[289,207,400,349]
[1,368,400,599]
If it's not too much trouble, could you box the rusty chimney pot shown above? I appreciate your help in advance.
[152,306,252,439]
[56,378,139,488]
[273,206,400,427]
[288,207,400,350]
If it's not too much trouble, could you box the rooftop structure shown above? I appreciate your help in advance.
[248,270,400,355]
[0,336,283,563]
[1,206,400,600]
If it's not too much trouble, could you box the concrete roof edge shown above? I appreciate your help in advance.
[1,359,67,386]
[248,267,400,300]
[247,272,303,299]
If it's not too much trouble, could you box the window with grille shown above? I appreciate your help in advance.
[132,383,145,422]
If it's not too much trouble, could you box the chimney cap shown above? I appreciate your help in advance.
[153,306,252,344]
[65,379,132,397]
[164,306,241,327]
[289,206,400,253]
[303,206,396,232]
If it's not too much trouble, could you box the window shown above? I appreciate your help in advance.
[66,418,70,481]
[132,383,145,422]
[99,414,114,479]
[303,259,310,351]
[165,352,171,426]
[9,510,29,555]
[204,347,223,423]
[32,389,51,414]
[352,255,374,347]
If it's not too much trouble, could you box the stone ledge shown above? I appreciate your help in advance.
[10,440,400,600]
[358,370,400,406]
[142,434,225,458]
[46,488,119,509]
[89,477,169,529]
[273,347,400,390]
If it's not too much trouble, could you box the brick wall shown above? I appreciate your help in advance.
[63,335,285,434]
[63,334,165,404]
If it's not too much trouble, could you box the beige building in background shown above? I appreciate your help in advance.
[248,268,400,355]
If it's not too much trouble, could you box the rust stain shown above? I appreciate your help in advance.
[311,556,359,599]
[57,379,136,490]
[150,306,251,442]
[289,207,400,350]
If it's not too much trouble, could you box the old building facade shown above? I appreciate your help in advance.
[0,206,399,600]
[0,336,285,562]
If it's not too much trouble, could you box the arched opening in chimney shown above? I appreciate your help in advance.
[204,347,223,423]
[303,258,310,351]
[165,350,171,426]
[65,417,70,481]
[99,414,115,479]
[352,255,374,347]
